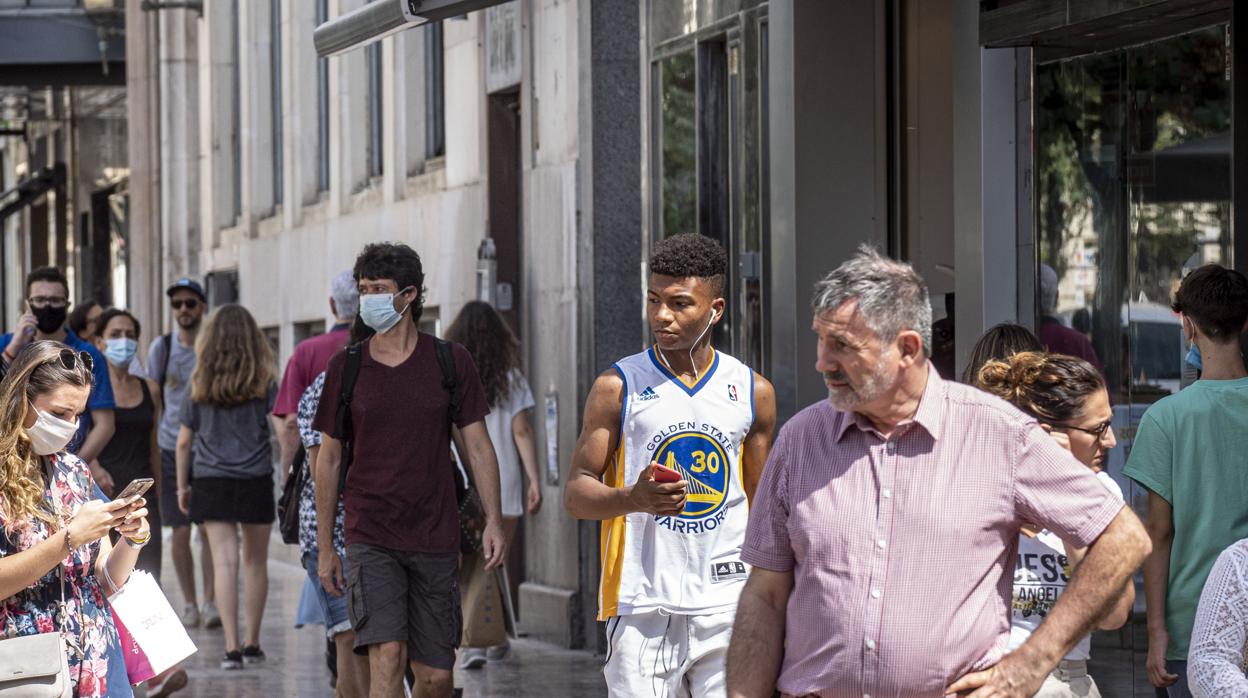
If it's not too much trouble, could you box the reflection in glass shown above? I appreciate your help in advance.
[1035,24,1231,695]
[659,52,697,238]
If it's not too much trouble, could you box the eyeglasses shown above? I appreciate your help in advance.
[170,298,200,311]
[1050,420,1113,439]
[52,348,93,374]
[28,296,68,309]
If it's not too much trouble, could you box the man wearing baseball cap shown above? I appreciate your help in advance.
[141,277,220,629]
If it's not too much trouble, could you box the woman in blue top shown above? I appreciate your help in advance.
[0,341,151,698]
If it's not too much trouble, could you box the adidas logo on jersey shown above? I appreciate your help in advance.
[638,387,660,401]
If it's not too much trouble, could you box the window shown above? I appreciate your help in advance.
[270,0,283,205]
[425,21,445,159]
[655,51,696,238]
[294,319,327,344]
[366,41,384,178]
[316,0,330,192]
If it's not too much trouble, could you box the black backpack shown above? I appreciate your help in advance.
[336,339,484,554]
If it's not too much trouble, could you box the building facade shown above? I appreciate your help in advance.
[4,1,1242,686]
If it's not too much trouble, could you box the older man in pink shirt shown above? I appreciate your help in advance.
[726,247,1150,698]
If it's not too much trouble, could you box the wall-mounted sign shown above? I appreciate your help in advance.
[544,389,559,485]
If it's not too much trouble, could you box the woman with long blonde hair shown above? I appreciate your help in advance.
[174,304,278,670]
[0,341,151,697]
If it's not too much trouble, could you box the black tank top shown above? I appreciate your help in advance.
[98,379,155,486]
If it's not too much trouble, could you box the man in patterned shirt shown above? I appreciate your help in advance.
[297,372,368,696]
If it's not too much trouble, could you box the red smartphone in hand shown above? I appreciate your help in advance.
[651,463,683,483]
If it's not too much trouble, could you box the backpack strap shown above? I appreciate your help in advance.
[335,343,364,493]
[433,339,462,426]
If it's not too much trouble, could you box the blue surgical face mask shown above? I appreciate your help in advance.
[1185,342,1202,371]
[359,288,413,334]
[104,337,137,367]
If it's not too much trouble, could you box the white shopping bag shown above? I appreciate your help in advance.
[108,570,197,678]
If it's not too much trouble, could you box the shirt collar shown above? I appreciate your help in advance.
[833,362,946,442]
[330,322,352,333]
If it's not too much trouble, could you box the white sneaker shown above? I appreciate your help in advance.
[179,604,200,628]
[458,648,487,670]
[201,601,221,629]
[486,641,510,661]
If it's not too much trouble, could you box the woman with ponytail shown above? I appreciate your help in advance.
[975,351,1132,697]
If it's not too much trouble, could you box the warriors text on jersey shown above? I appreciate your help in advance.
[599,347,756,619]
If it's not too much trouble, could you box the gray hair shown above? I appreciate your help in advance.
[330,269,359,319]
[811,245,933,354]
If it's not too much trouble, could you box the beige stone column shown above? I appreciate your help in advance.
[124,0,162,346]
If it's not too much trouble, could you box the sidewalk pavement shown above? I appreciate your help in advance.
[144,528,606,697]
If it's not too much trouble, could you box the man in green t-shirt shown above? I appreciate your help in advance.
[1124,264,1248,698]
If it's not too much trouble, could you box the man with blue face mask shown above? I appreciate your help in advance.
[1126,264,1248,697]
[0,266,115,490]
[312,242,506,698]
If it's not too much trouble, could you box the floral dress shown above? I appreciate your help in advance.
[0,452,132,698]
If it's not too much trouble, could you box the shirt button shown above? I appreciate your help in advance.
[865,695,872,698]
[865,639,876,650]
[877,538,887,550]
[882,488,892,499]
[886,441,896,454]
[871,588,881,599]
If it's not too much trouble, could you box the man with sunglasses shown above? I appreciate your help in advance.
[141,278,219,630]
[0,266,115,487]
[1125,264,1248,698]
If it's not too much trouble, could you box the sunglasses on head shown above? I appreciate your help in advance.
[170,298,200,310]
[52,348,93,374]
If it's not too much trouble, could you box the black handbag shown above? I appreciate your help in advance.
[277,445,308,545]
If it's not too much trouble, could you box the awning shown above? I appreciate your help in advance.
[315,0,511,57]
[0,9,125,86]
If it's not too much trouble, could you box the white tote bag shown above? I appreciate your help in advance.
[108,571,196,678]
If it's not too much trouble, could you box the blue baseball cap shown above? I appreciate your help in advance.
[166,278,206,301]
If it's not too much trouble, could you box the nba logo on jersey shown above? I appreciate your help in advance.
[727,384,738,402]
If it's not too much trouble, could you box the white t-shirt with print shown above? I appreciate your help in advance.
[1008,471,1124,661]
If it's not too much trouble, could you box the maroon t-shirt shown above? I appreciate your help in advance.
[312,333,489,554]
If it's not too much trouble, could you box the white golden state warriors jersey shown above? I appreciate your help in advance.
[599,347,755,619]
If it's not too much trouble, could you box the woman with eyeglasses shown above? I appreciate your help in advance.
[0,341,150,698]
[175,304,278,670]
[975,351,1133,698]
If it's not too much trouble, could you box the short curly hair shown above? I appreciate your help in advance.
[353,242,426,325]
[648,234,727,297]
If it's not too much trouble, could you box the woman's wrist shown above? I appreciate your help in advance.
[124,532,150,548]
[63,527,75,552]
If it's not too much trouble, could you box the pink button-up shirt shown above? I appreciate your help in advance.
[742,367,1124,698]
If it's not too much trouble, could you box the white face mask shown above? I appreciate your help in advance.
[27,405,78,456]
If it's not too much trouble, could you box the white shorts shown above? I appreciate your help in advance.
[603,609,734,698]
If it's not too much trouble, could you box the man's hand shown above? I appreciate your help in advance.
[627,464,687,516]
[319,550,346,597]
[89,461,115,497]
[1147,631,1179,688]
[7,312,37,355]
[944,651,1049,697]
[480,519,507,570]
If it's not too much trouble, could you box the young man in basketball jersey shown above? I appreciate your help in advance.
[564,233,776,697]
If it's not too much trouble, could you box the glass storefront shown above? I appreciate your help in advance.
[1034,24,1232,692]
[647,0,770,374]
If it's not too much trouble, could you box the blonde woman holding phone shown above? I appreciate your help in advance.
[0,341,151,698]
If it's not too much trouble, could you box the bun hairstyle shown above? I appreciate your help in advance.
[976,351,1105,424]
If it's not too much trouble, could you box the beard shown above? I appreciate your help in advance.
[825,358,895,412]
